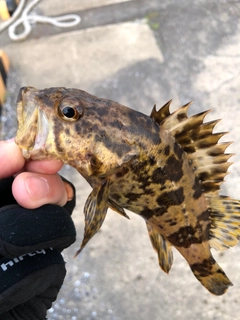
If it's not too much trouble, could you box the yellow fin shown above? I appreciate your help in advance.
[146,222,173,273]
[206,194,240,250]
[75,179,110,256]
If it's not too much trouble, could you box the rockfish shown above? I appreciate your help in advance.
[15,86,240,295]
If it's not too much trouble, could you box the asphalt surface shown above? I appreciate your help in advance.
[1,0,240,319]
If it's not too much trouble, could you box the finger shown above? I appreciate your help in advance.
[12,172,68,208]
[25,159,64,174]
[0,139,25,179]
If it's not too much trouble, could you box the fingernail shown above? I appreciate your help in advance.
[25,176,49,200]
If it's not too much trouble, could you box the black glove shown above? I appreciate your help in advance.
[0,177,76,320]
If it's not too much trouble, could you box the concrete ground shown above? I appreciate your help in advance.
[1,0,240,319]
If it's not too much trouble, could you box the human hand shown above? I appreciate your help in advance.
[0,138,72,208]
[0,139,76,319]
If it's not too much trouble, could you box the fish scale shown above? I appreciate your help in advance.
[15,86,240,295]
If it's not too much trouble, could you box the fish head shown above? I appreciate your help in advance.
[15,86,138,177]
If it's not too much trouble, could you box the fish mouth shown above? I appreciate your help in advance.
[15,87,49,159]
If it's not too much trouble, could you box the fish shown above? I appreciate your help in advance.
[15,86,240,295]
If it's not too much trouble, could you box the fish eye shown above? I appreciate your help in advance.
[62,106,76,118]
[58,104,82,121]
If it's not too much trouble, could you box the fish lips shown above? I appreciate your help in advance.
[15,87,49,159]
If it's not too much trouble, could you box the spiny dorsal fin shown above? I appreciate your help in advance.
[206,194,240,250]
[146,222,173,273]
[150,101,234,193]
[160,102,193,132]
[150,100,172,124]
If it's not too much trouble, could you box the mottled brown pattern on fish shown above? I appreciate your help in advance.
[15,86,240,295]
[109,131,210,251]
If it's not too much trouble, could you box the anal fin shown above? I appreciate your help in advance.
[75,179,110,256]
[146,222,173,273]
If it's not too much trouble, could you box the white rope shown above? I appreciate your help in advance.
[0,0,27,33]
[0,0,81,41]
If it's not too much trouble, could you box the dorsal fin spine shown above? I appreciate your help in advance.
[150,100,172,124]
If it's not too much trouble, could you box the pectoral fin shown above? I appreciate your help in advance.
[108,198,130,219]
[75,179,110,256]
[146,222,173,273]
